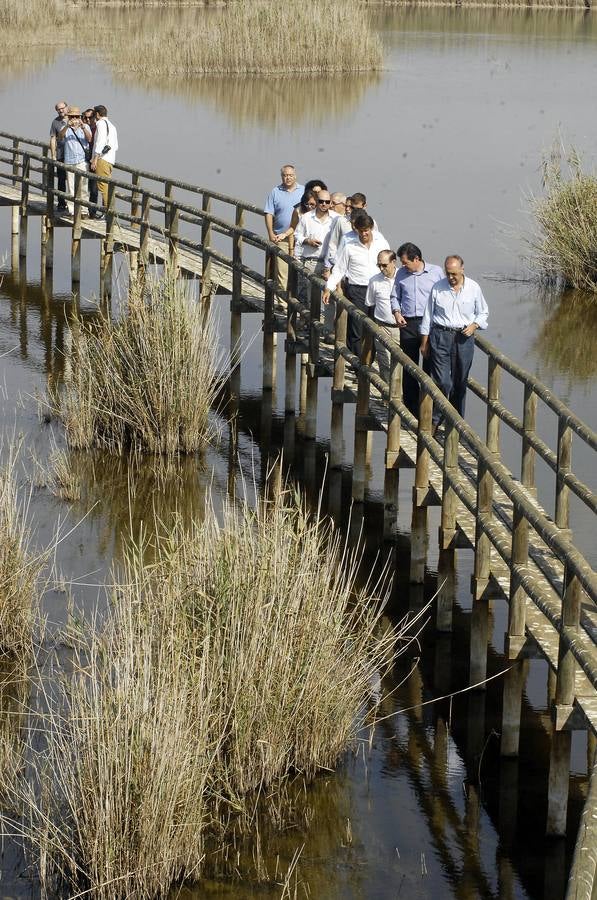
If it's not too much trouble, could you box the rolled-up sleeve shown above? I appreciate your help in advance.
[474,286,489,330]
[327,243,349,293]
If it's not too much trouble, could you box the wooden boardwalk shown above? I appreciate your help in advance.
[1,131,597,899]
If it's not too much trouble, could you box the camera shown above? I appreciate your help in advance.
[101,144,111,155]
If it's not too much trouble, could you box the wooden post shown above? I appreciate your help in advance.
[501,660,528,757]
[555,418,572,531]
[285,285,297,416]
[384,351,402,540]
[19,153,30,258]
[439,423,459,549]
[140,191,151,266]
[71,171,83,286]
[11,137,20,268]
[521,384,537,491]
[263,247,275,393]
[200,192,212,300]
[507,502,529,656]
[352,325,373,503]
[436,548,456,632]
[470,458,494,685]
[232,205,244,303]
[44,158,55,272]
[169,203,179,272]
[309,272,321,367]
[131,172,141,227]
[410,390,432,583]
[101,181,116,304]
[547,728,572,837]
[330,303,348,470]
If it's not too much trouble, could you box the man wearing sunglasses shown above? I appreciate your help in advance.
[293,190,339,301]
[49,100,69,211]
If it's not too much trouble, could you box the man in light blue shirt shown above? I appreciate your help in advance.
[57,105,92,216]
[420,254,489,429]
[264,164,304,292]
[390,242,444,417]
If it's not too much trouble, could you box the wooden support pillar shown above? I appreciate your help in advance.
[140,191,151,267]
[131,172,141,227]
[304,371,318,441]
[200,191,212,300]
[555,418,572,531]
[469,458,496,686]
[439,423,459,549]
[410,391,432,583]
[230,300,242,404]
[18,152,30,259]
[330,304,348,469]
[521,384,537,491]
[71,171,83,286]
[352,327,373,504]
[298,353,308,421]
[547,565,581,836]
[169,203,179,273]
[500,659,529,757]
[436,548,456,632]
[383,352,402,541]
[11,206,19,274]
[263,247,275,393]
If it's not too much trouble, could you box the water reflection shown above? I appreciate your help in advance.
[120,71,381,131]
[533,287,597,388]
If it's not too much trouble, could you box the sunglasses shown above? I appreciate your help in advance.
[377,262,392,268]
[317,199,331,205]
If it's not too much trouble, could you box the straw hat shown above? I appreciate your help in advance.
[67,106,81,117]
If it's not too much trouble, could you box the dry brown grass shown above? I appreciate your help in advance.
[105,0,383,75]
[3,487,406,899]
[54,269,222,455]
[0,455,42,656]
[526,144,597,293]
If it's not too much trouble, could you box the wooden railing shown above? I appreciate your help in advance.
[1,132,596,897]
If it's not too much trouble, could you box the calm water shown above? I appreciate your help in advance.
[0,7,596,898]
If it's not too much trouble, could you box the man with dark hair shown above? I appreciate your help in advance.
[390,241,443,417]
[420,255,489,431]
[90,105,119,219]
[49,100,69,211]
[323,212,389,356]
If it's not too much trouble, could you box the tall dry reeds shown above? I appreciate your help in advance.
[4,488,404,899]
[0,455,41,655]
[526,144,597,293]
[55,270,222,454]
[109,0,383,76]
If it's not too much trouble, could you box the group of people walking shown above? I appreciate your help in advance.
[49,100,118,219]
[265,165,489,430]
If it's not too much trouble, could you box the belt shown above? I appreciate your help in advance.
[403,315,423,321]
[375,319,399,328]
[435,324,462,333]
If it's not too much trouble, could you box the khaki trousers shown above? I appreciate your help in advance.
[96,158,113,208]
[268,237,290,295]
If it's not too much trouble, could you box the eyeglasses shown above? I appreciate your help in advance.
[377,262,392,268]
[317,199,331,205]
[57,106,67,112]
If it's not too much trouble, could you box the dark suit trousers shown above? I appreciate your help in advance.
[400,316,430,417]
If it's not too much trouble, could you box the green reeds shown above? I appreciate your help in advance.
[55,270,222,455]
[5,488,403,899]
[527,144,597,293]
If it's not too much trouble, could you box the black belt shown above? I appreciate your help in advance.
[403,315,423,321]
[435,324,462,333]
[375,319,399,328]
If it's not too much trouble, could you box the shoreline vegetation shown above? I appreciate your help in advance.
[53,270,222,455]
[1,1,594,83]
[3,489,405,899]
[527,144,597,293]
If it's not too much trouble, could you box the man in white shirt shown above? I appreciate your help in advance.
[90,104,119,220]
[293,190,338,301]
[365,250,399,383]
[420,255,489,428]
[323,212,390,357]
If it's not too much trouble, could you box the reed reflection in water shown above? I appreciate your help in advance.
[533,288,597,388]
[120,70,381,131]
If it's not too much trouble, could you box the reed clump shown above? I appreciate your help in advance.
[0,458,40,655]
[55,270,222,455]
[109,0,383,76]
[5,489,402,899]
[527,144,597,294]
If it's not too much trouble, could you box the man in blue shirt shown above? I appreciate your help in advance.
[57,106,92,216]
[264,165,304,293]
[390,242,443,418]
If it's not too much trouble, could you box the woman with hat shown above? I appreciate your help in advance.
[57,106,93,216]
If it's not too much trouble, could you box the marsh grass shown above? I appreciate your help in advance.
[55,270,222,455]
[5,488,405,899]
[0,455,42,655]
[107,0,384,76]
[526,144,597,293]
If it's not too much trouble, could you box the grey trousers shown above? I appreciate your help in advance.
[297,256,325,303]
[429,327,475,423]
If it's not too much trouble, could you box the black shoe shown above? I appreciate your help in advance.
[92,210,105,220]
[57,202,67,211]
